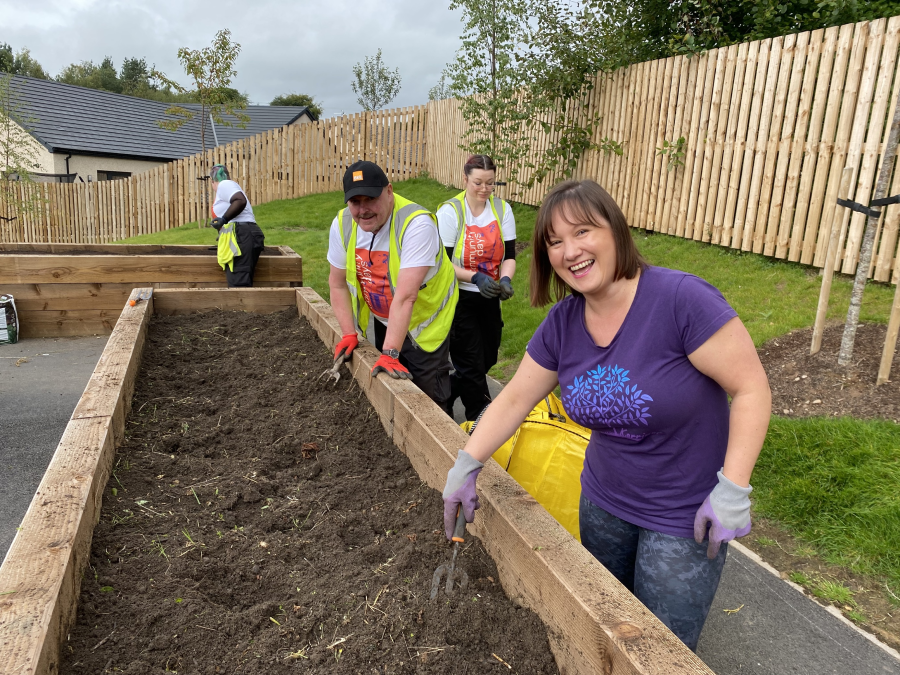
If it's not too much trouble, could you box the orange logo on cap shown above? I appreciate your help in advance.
[352,171,364,182]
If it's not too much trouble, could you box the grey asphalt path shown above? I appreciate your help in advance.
[3,345,899,674]
[0,335,108,562]
[453,376,900,675]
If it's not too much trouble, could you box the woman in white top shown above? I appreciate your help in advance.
[209,164,265,287]
[437,155,517,420]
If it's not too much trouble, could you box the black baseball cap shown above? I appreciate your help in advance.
[343,160,389,202]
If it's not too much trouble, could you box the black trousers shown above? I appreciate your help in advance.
[373,319,453,417]
[225,221,266,288]
[449,289,502,421]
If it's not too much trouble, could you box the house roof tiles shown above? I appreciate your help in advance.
[2,74,312,161]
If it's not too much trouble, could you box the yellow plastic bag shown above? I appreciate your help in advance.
[462,393,591,540]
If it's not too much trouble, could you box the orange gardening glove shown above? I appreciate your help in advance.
[333,333,359,365]
[371,354,412,380]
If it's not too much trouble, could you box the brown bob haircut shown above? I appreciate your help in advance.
[530,179,646,307]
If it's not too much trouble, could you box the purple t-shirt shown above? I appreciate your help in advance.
[526,266,738,537]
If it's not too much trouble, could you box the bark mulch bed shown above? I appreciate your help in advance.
[61,309,558,675]
[746,321,900,650]
[759,321,899,423]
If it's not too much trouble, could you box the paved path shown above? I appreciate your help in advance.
[2,342,898,673]
[0,335,108,562]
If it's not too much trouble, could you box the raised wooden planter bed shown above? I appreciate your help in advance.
[0,243,303,338]
[0,287,714,675]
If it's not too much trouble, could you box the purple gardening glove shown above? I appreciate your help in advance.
[693,469,753,559]
[442,449,484,540]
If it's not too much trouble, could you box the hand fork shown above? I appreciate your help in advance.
[318,355,347,385]
[430,507,469,600]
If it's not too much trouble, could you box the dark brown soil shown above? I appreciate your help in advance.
[759,321,900,423]
[747,321,900,649]
[61,310,558,675]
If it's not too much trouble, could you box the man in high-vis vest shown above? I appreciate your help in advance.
[326,160,458,415]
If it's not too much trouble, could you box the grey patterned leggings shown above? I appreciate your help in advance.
[579,494,727,651]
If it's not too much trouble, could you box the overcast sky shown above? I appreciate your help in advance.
[1,0,464,116]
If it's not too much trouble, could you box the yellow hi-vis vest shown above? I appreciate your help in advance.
[338,195,458,352]
[441,192,507,270]
[216,222,242,272]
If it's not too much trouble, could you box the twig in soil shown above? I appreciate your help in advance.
[366,586,389,616]
[886,583,900,604]
[283,646,309,660]
[134,500,165,517]
[184,476,221,489]
[492,653,513,669]
[91,624,116,651]
[195,625,216,631]
[327,634,353,649]
[373,555,396,575]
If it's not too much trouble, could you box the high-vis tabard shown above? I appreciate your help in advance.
[216,222,242,272]
[442,192,507,276]
[338,195,458,353]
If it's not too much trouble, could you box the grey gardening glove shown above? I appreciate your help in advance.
[442,449,484,540]
[693,469,752,559]
[499,276,514,300]
[471,272,501,299]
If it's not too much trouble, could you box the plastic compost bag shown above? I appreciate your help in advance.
[462,393,591,541]
[0,294,19,344]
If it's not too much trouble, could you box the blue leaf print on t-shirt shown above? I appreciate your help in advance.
[563,365,653,437]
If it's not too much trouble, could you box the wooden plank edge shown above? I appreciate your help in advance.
[153,287,298,315]
[0,291,151,675]
[295,288,713,675]
[0,417,117,675]
[71,289,153,444]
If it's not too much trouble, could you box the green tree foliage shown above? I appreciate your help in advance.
[351,49,401,111]
[270,93,322,119]
[445,0,606,189]
[428,71,452,101]
[0,75,44,222]
[591,0,900,62]
[153,29,249,227]
[54,53,249,104]
[0,44,50,79]
[445,0,530,184]
[58,56,122,92]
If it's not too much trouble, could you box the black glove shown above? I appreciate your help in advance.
[471,272,501,298]
[499,276,514,300]
[210,217,227,230]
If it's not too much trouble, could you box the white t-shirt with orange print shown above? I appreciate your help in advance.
[437,198,516,293]
[327,212,441,325]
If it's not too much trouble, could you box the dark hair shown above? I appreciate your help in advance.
[530,180,646,307]
[210,164,229,182]
[464,154,496,176]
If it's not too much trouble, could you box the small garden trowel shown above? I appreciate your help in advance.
[430,506,469,600]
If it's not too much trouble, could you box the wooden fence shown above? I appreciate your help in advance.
[429,16,900,284]
[5,16,900,284]
[0,106,426,245]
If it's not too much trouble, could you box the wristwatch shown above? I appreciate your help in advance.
[382,348,401,359]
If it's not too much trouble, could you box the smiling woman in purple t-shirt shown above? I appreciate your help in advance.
[441,179,771,651]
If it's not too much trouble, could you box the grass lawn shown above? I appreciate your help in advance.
[118,177,900,592]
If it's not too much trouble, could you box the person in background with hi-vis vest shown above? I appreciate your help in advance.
[437,154,516,421]
[209,164,265,287]
[327,160,458,415]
